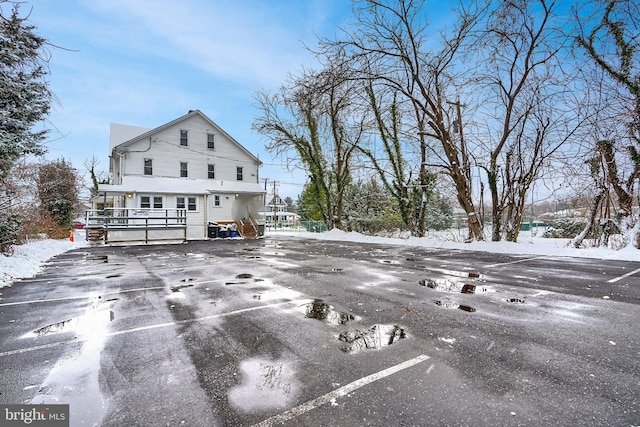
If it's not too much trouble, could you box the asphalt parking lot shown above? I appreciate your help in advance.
[1,236,639,426]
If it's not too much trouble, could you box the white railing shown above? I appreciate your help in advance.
[85,208,187,243]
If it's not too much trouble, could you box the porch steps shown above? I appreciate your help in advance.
[239,219,259,239]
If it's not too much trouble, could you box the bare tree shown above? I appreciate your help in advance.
[470,0,584,242]
[575,0,640,249]
[253,64,364,230]
[318,0,487,241]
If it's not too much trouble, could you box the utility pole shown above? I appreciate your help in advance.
[273,180,277,229]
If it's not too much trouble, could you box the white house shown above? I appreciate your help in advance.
[93,110,266,242]
[260,193,299,228]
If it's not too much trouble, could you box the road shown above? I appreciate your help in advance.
[0,236,639,426]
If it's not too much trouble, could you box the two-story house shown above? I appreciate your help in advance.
[95,110,266,241]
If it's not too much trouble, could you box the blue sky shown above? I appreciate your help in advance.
[21,0,353,199]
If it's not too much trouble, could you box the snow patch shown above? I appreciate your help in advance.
[1,235,86,288]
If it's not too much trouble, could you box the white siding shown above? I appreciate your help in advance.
[121,115,259,183]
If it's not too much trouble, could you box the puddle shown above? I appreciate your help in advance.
[300,300,356,325]
[420,278,462,292]
[106,274,121,279]
[251,287,302,302]
[507,298,526,304]
[28,300,116,338]
[460,284,489,294]
[433,300,476,312]
[339,324,406,353]
[428,268,482,279]
[180,278,196,282]
[228,358,300,412]
[31,298,114,426]
[86,255,108,263]
[420,279,488,294]
[236,273,253,279]
[171,284,194,292]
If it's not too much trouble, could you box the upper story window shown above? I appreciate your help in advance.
[180,162,188,178]
[208,164,215,179]
[180,130,188,146]
[207,133,215,149]
[214,195,220,206]
[236,166,243,181]
[144,158,152,175]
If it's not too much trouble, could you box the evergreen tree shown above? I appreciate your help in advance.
[0,2,52,180]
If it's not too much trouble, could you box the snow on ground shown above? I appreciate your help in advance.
[1,228,637,289]
[279,228,640,261]
[0,231,87,288]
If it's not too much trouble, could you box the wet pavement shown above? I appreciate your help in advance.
[1,236,639,426]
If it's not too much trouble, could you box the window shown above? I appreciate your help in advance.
[144,158,152,175]
[207,133,215,149]
[187,197,197,211]
[214,195,220,206]
[208,164,215,179]
[236,166,243,181]
[180,162,188,178]
[140,196,163,208]
[180,130,188,146]
[176,196,197,211]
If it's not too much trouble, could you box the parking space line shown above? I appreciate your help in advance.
[0,286,166,307]
[252,354,430,427]
[484,255,548,268]
[0,300,305,358]
[607,266,640,283]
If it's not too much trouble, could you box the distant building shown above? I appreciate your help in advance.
[261,193,299,228]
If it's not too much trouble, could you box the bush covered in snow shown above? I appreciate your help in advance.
[543,218,590,238]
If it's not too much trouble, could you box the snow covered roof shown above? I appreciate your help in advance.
[98,175,266,195]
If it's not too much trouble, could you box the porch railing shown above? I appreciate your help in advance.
[85,208,187,243]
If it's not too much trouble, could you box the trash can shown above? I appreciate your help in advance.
[218,226,229,238]
[208,223,219,238]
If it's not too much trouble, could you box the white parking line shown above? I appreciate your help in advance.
[0,287,166,307]
[0,300,306,358]
[607,266,640,283]
[252,354,430,427]
[484,255,548,268]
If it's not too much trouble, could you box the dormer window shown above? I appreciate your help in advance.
[180,130,188,146]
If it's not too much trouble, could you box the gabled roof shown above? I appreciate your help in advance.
[112,109,261,164]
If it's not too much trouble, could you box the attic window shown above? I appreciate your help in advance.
[207,133,215,149]
[236,166,243,181]
[144,158,152,175]
[180,130,188,146]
